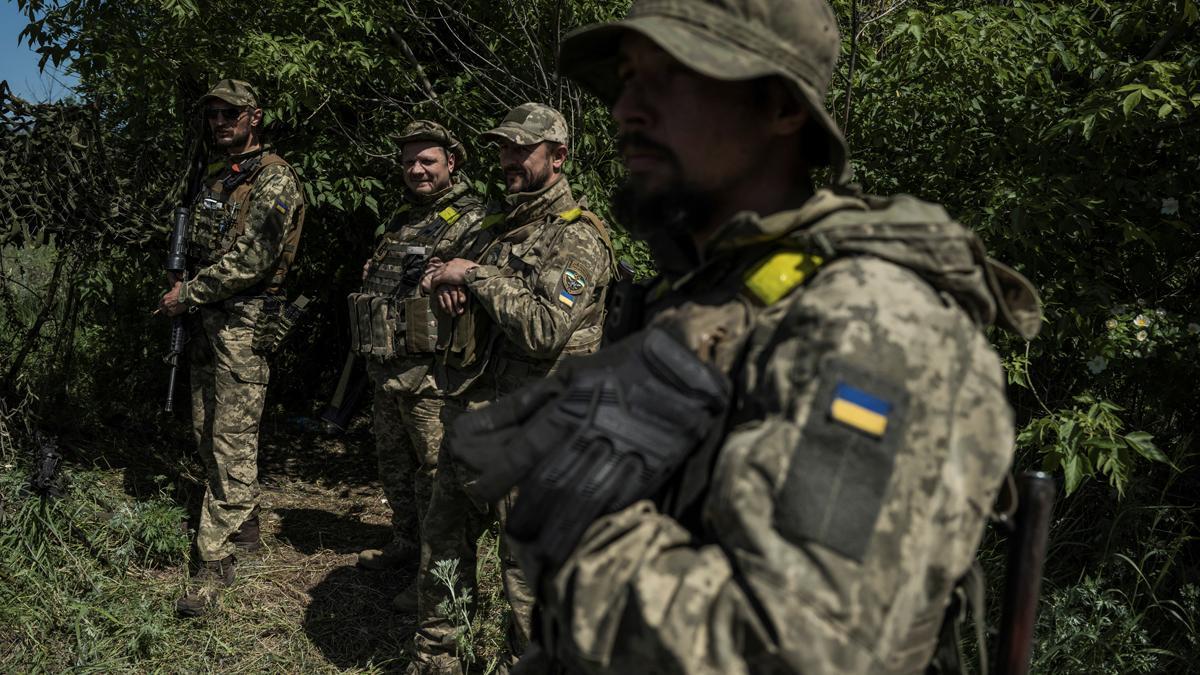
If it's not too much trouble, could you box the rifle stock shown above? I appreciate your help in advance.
[996,471,1055,675]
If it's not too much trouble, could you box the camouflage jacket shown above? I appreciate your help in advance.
[460,177,614,399]
[358,178,486,396]
[180,148,305,306]
[535,189,1042,674]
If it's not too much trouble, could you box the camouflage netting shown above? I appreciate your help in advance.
[0,82,171,249]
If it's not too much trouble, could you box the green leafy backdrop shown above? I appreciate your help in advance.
[2,0,1197,670]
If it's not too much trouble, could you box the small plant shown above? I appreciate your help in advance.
[432,557,478,669]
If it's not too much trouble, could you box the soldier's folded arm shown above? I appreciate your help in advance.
[541,259,1011,674]
[464,222,611,357]
[180,165,301,305]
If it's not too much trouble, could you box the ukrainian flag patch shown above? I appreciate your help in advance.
[273,198,289,215]
[558,290,576,307]
[829,382,891,437]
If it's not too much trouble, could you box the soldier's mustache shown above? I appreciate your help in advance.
[617,133,675,161]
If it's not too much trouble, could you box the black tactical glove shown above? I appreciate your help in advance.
[449,327,730,581]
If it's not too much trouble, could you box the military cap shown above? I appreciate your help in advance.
[394,119,468,164]
[481,103,570,146]
[559,0,850,183]
[199,79,260,108]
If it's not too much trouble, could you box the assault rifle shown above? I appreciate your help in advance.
[163,137,207,412]
[995,471,1055,675]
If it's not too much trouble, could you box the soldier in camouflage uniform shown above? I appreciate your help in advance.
[447,2,1045,673]
[409,103,615,673]
[160,79,306,617]
[347,121,485,608]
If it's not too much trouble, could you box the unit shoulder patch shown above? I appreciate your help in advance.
[556,258,589,308]
[774,359,910,561]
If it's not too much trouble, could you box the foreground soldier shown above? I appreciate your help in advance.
[410,103,615,673]
[159,79,306,617]
[347,121,485,609]
[448,1,1043,673]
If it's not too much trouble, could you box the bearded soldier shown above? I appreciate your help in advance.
[410,103,615,673]
[448,2,1044,673]
[347,121,485,612]
[159,79,306,617]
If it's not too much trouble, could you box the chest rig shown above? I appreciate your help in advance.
[188,150,305,294]
[348,201,467,360]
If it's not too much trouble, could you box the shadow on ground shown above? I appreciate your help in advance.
[275,506,391,555]
[304,563,415,672]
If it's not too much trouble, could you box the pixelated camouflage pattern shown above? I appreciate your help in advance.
[411,177,612,671]
[560,0,850,182]
[414,400,535,672]
[460,177,614,402]
[368,360,447,560]
[395,119,469,165]
[199,78,259,108]
[481,102,570,146]
[530,189,1041,674]
[188,296,270,562]
[361,179,486,395]
[359,179,485,571]
[181,152,305,304]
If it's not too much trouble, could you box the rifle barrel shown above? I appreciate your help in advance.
[996,471,1056,675]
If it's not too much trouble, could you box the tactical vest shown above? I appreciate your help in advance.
[438,206,617,370]
[188,151,306,295]
[348,200,474,360]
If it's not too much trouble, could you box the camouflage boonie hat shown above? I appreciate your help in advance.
[199,79,259,108]
[394,119,468,165]
[481,103,570,146]
[559,0,850,184]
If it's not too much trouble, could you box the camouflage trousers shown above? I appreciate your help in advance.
[412,396,534,671]
[188,298,269,562]
[367,360,445,555]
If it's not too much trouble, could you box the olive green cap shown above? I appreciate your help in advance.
[395,119,468,164]
[198,79,260,108]
[559,0,850,184]
[481,103,570,146]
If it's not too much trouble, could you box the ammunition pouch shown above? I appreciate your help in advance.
[348,291,442,360]
[436,300,492,369]
[252,294,311,355]
[403,295,439,354]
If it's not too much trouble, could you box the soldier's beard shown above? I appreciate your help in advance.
[612,178,715,279]
[215,126,251,151]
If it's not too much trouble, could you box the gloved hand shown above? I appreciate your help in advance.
[448,327,730,581]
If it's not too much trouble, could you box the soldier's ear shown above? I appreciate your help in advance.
[250,107,264,130]
[550,142,568,172]
[446,148,457,173]
[765,79,808,136]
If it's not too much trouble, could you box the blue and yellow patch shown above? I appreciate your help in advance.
[829,382,892,437]
[558,290,576,307]
[273,198,290,216]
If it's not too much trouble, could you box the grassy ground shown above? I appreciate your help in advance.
[0,410,507,673]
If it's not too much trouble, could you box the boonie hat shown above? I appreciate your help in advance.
[394,119,469,165]
[481,103,570,146]
[199,79,259,109]
[559,0,850,183]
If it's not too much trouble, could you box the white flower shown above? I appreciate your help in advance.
[1086,356,1108,374]
[1161,197,1179,215]
[1188,323,1200,334]
[1133,314,1150,328]
[1155,308,1166,317]
[1136,330,1149,342]
[1105,318,1119,330]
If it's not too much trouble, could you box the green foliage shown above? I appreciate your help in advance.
[1,0,1196,670]
[1019,394,1169,496]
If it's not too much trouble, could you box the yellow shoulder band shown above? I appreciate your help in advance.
[743,250,825,305]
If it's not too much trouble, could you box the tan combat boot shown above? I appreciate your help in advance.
[230,507,262,552]
[357,538,418,571]
[175,554,236,618]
